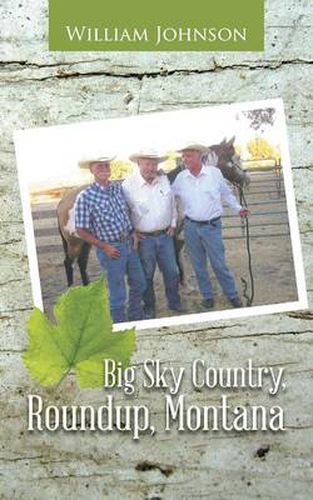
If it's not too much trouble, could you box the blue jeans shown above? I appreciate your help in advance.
[96,241,146,323]
[184,218,238,300]
[138,233,181,315]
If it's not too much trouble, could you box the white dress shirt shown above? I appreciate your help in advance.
[172,165,241,221]
[122,170,177,232]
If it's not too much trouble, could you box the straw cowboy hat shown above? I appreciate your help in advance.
[177,142,208,153]
[78,156,115,169]
[129,149,167,163]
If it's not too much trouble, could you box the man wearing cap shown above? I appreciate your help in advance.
[122,151,182,319]
[75,156,146,323]
[172,144,249,309]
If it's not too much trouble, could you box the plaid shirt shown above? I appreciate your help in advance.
[75,181,133,243]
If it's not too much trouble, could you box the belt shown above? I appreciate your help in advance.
[115,231,131,242]
[185,216,221,226]
[140,228,168,237]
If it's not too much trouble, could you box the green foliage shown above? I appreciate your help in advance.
[247,137,276,160]
[23,280,136,388]
[243,108,276,131]
[110,160,134,180]
[162,151,181,173]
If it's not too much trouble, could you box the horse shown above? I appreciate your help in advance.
[57,185,91,286]
[57,137,249,286]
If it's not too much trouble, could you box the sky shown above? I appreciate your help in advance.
[14,99,287,191]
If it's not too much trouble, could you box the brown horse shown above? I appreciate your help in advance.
[57,137,249,286]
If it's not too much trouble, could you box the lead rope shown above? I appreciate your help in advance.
[238,185,255,307]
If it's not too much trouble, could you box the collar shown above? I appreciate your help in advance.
[185,164,208,179]
[136,171,160,187]
[94,181,111,192]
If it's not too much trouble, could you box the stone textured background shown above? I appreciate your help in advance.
[0,0,312,498]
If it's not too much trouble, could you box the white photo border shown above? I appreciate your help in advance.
[14,98,308,331]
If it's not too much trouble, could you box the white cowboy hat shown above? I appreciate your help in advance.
[177,143,208,153]
[129,150,167,163]
[78,156,115,169]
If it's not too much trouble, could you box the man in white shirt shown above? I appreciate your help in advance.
[122,151,182,319]
[172,143,249,309]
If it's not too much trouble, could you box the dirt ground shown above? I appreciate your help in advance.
[31,171,298,321]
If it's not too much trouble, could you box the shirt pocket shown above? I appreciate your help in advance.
[94,199,114,220]
[200,185,220,203]
[132,196,150,218]
[158,184,172,198]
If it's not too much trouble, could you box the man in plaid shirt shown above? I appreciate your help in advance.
[75,156,146,323]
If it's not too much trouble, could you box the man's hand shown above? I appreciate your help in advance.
[166,226,176,237]
[239,208,250,218]
[101,242,120,258]
[76,228,120,258]
[132,230,145,250]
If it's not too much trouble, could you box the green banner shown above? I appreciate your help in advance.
[49,0,264,52]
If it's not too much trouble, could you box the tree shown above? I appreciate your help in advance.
[243,108,276,132]
[110,160,134,180]
[247,138,276,160]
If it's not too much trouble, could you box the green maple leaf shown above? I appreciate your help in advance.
[23,279,136,388]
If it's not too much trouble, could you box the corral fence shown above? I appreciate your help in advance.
[31,168,289,256]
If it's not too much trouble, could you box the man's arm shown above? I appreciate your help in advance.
[75,193,120,258]
[170,176,186,234]
[171,173,182,197]
[170,192,177,226]
[121,177,146,248]
[76,228,120,258]
[165,177,177,235]
[218,171,249,217]
[121,178,132,205]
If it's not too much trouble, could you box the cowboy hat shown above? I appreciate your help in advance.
[177,143,208,153]
[78,156,115,169]
[129,150,167,163]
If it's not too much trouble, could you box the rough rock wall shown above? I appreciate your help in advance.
[0,1,312,498]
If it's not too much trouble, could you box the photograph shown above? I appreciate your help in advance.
[14,99,307,329]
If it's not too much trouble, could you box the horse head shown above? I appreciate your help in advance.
[168,136,250,188]
[206,136,250,188]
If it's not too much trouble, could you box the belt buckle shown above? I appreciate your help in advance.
[119,231,129,242]
[156,227,168,236]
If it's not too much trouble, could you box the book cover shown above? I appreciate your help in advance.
[1,1,312,498]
